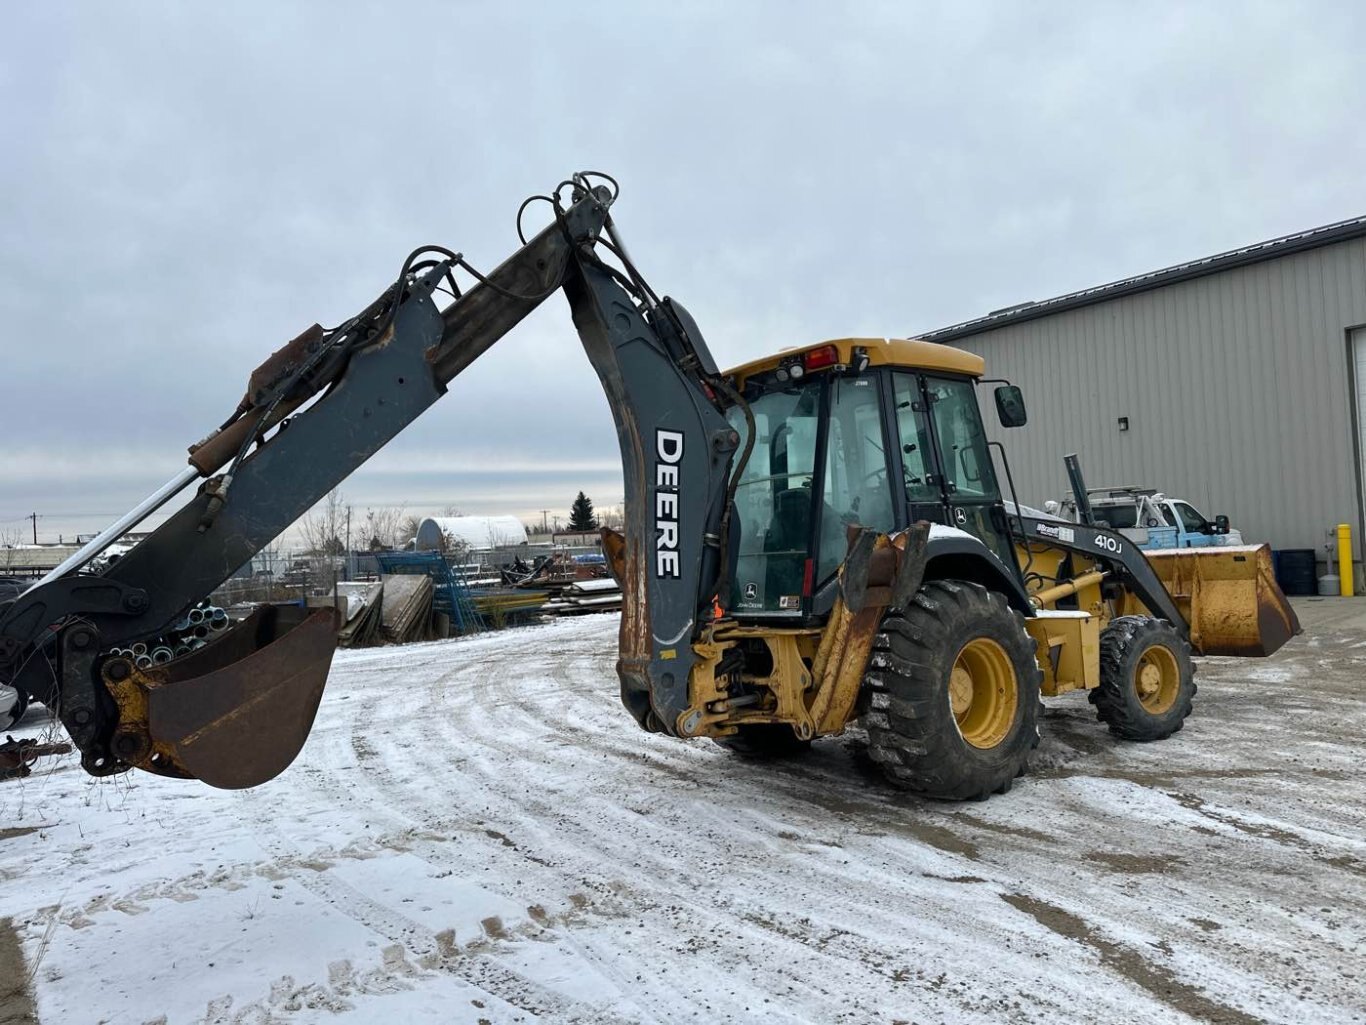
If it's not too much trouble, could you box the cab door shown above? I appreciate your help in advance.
[892,373,1019,572]
[890,373,947,526]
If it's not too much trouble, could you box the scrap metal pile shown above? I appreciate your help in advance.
[104,603,230,669]
[542,577,622,616]
[380,574,436,643]
[511,551,622,616]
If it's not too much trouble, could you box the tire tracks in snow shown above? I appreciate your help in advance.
[312,621,1174,1023]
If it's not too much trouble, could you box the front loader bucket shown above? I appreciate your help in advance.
[103,604,339,789]
[1141,544,1301,657]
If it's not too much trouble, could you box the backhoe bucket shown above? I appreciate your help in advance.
[103,604,339,789]
[1140,544,1301,657]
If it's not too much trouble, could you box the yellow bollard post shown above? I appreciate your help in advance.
[1339,523,1354,597]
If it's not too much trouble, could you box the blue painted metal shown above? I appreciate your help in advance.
[374,552,484,635]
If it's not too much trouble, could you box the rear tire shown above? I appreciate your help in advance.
[862,580,1042,801]
[1091,616,1195,741]
[713,724,811,759]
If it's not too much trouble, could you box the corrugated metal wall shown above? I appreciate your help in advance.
[946,237,1366,564]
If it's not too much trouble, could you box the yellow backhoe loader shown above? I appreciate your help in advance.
[0,173,1299,801]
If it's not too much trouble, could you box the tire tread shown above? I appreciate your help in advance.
[862,580,1042,801]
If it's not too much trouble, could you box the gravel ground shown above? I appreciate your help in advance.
[0,597,1362,1025]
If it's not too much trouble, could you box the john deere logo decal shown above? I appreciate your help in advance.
[744,582,758,600]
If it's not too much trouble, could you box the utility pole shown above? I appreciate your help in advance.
[29,513,37,545]
[540,510,549,535]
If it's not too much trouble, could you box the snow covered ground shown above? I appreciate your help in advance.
[2,600,1364,1025]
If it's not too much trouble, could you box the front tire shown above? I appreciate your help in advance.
[862,580,1042,801]
[1091,616,1195,741]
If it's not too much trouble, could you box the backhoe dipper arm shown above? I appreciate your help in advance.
[0,175,740,786]
[561,239,741,735]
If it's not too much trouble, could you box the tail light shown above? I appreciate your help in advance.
[803,345,839,372]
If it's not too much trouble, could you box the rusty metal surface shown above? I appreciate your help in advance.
[243,323,325,408]
[104,605,339,789]
[686,626,820,738]
[0,737,72,781]
[681,523,933,740]
[600,527,627,586]
[809,522,931,735]
[1143,545,1301,657]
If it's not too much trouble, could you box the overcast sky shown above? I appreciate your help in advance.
[3,1,1364,544]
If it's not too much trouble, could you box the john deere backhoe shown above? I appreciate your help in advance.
[0,173,1300,800]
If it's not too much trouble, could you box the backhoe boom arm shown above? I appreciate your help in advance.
[0,175,742,786]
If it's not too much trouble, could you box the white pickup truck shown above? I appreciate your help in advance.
[1049,487,1244,550]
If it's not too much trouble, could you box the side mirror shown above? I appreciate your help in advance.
[994,384,1027,428]
[1214,514,1230,535]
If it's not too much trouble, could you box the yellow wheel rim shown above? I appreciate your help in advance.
[949,637,1019,750]
[1135,644,1180,714]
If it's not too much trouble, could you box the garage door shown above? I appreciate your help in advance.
[1356,328,1366,525]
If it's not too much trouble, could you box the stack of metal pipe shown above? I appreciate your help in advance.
[106,604,230,669]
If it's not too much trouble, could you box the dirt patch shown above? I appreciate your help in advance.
[1002,894,1265,1025]
[955,813,1054,844]
[1168,792,1316,852]
[897,822,979,860]
[0,829,42,843]
[0,919,36,1025]
[1318,853,1366,877]
[1038,765,1295,787]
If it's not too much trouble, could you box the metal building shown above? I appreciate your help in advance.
[920,217,1366,584]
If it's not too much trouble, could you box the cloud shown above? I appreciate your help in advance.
[3,1,1364,544]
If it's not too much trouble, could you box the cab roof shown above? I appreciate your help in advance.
[724,337,985,387]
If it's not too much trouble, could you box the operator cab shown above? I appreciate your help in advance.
[724,338,1027,620]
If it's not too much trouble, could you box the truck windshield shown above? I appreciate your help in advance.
[727,380,822,614]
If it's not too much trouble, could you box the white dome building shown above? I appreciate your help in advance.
[414,515,528,552]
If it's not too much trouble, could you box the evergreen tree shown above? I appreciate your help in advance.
[569,491,598,532]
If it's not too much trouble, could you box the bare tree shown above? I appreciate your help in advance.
[485,524,516,550]
[257,540,283,600]
[441,504,465,517]
[440,529,472,564]
[299,489,350,556]
[0,524,23,574]
[399,514,423,548]
[296,489,350,593]
[362,505,406,551]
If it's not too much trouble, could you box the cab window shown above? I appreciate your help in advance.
[926,377,998,500]
[816,377,895,583]
[727,379,821,613]
[1098,504,1139,529]
[891,375,939,504]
